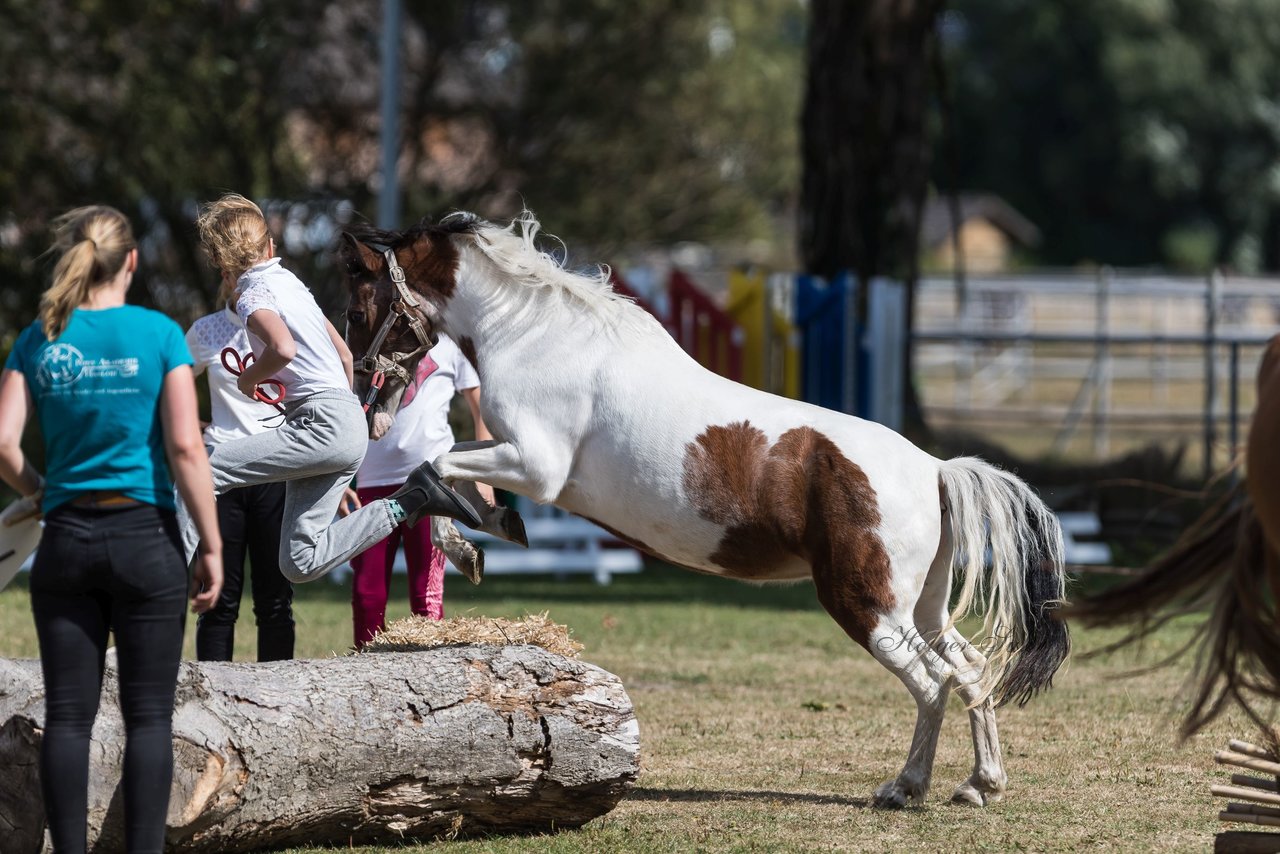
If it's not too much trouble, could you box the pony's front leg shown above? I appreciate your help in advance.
[435,439,567,505]
[432,516,485,584]
[430,439,567,584]
[452,479,528,548]
[430,477,527,582]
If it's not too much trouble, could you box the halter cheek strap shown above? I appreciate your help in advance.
[354,248,438,413]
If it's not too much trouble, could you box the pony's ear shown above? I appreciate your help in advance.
[338,233,383,276]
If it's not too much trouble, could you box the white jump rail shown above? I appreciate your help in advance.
[326,511,644,586]
[1057,511,1112,565]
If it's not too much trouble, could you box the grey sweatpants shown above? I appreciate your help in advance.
[179,389,397,582]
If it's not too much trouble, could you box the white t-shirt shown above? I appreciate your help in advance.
[186,307,282,445]
[235,258,350,401]
[356,335,480,488]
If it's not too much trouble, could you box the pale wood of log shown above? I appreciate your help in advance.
[0,645,640,853]
[1216,830,1280,853]
[1216,750,1280,778]
[1212,784,1280,809]
[1234,775,1280,794]
[1230,740,1278,761]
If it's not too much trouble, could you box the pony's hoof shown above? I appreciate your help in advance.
[872,779,923,809]
[499,507,528,548]
[459,545,485,585]
[950,780,1003,807]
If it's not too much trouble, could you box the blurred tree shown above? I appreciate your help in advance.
[0,0,804,346]
[501,1,803,255]
[800,0,945,437]
[0,0,331,332]
[941,0,1280,272]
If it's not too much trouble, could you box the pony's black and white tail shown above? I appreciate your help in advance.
[939,457,1069,707]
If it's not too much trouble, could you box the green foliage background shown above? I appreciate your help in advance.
[939,0,1280,272]
[0,0,804,339]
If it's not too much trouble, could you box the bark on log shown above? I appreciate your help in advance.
[0,645,640,852]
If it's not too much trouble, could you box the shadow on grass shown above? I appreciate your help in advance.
[626,786,868,809]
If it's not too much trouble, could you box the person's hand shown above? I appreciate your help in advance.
[475,482,496,509]
[190,550,223,614]
[339,487,362,517]
[236,371,260,401]
[2,491,42,526]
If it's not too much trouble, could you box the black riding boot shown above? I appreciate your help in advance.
[390,460,483,529]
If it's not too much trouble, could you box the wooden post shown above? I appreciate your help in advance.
[1093,266,1113,458]
[1204,269,1222,481]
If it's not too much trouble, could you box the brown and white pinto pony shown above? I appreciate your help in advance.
[339,212,1069,808]
[1070,335,1280,740]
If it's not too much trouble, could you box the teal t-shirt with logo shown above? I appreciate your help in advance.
[5,306,194,512]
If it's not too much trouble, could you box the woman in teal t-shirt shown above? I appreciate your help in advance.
[0,206,223,854]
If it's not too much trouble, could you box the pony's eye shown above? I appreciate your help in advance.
[348,311,366,325]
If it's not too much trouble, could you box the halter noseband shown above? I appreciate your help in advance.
[354,247,438,415]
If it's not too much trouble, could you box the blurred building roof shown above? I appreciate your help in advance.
[920,193,1041,249]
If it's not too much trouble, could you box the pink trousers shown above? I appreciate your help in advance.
[349,483,446,648]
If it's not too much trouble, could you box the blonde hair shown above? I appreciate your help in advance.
[196,193,271,281]
[40,206,136,341]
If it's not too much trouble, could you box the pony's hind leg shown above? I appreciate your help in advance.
[864,617,956,808]
[935,629,1007,806]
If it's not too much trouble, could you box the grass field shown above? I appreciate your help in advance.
[0,564,1252,853]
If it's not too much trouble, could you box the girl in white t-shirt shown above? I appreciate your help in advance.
[179,194,481,582]
[186,297,294,660]
[339,335,493,647]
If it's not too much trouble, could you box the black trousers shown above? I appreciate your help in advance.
[30,503,187,854]
[195,481,294,662]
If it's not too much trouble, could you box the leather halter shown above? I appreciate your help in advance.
[353,247,438,414]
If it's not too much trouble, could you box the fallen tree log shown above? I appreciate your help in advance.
[0,644,640,852]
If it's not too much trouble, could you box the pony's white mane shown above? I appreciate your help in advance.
[454,211,654,332]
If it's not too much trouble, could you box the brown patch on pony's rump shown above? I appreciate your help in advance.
[682,422,770,527]
[681,422,895,647]
[459,336,480,374]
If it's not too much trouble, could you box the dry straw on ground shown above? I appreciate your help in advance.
[359,612,584,659]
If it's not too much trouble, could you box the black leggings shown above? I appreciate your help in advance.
[30,503,187,854]
[196,481,294,662]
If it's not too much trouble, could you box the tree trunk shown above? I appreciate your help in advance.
[0,645,640,853]
[801,0,944,438]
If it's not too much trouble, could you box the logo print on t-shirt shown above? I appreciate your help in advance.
[399,353,439,410]
[37,343,84,388]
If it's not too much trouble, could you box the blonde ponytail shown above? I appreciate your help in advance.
[40,206,136,341]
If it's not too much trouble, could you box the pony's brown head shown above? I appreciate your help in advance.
[337,216,480,439]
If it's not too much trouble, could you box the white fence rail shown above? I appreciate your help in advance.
[914,269,1279,477]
